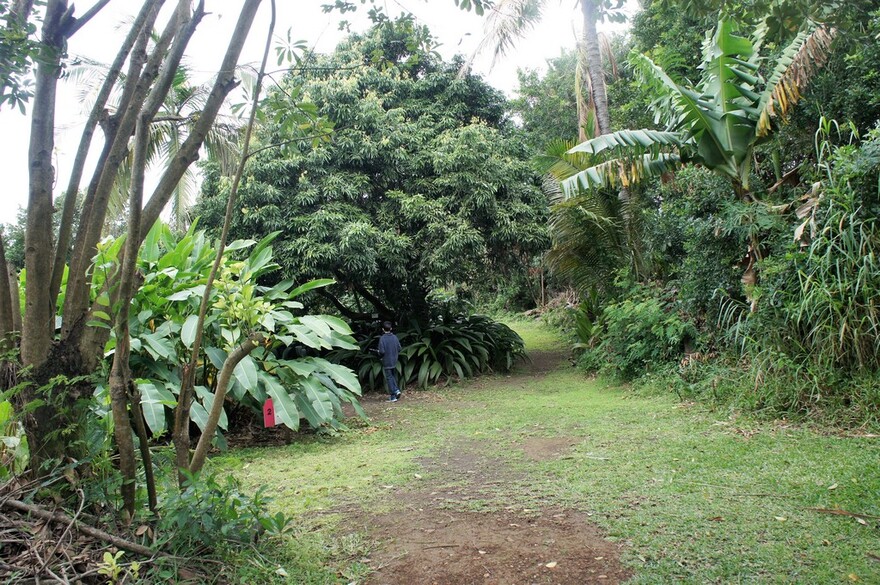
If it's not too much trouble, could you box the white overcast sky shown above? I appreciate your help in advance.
[0,0,633,225]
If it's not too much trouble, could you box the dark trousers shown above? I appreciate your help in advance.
[383,367,400,396]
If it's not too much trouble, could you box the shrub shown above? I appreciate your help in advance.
[330,315,527,391]
[156,471,291,554]
[595,285,696,380]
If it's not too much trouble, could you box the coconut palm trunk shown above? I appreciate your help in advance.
[581,0,611,135]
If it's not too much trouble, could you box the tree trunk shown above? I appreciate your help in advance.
[19,1,73,468]
[580,0,611,135]
[0,236,13,344]
[108,106,150,519]
[7,263,21,334]
[21,0,68,371]
[62,2,193,354]
[188,336,261,475]
[49,0,165,312]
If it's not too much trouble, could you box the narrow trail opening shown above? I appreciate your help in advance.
[348,348,633,584]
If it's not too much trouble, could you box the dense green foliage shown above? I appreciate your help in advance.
[108,223,365,437]
[524,1,880,424]
[196,17,549,323]
[330,315,527,391]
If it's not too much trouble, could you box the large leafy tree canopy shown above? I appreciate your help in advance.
[196,16,549,322]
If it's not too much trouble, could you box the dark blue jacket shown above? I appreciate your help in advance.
[378,332,402,368]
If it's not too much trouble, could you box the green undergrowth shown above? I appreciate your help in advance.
[214,321,879,584]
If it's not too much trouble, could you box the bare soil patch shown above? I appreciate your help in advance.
[337,350,633,584]
[358,503,630,585]
[519,437,580,461]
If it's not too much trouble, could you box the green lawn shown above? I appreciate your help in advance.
[215,319,880,583]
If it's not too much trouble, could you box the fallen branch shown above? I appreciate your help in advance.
[806,507,880,521]
[2,498,162,558]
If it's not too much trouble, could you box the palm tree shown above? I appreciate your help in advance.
[68,61,241,233]
[536,138,648,293]
[149,66,240,233]
[466,0,625,136]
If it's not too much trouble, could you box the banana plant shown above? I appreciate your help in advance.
[560,18,836,198]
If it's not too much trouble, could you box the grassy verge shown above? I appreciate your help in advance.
[215,319,880,583]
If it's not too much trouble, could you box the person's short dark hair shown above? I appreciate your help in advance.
[382,321,392,331]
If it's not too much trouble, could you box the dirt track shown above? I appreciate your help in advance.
[348,351,632,585]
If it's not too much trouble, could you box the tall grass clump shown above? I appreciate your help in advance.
[717,122,880,423]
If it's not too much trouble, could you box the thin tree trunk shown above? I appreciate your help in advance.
[0,236,13,343]
[49,0,165,312]
[7,263,21,334]
[580,0,611,135]
[175,0,270,483]
[188,335,261,474]
[62,2,188,348]
[108,106,150,519]
[129,389,157,512]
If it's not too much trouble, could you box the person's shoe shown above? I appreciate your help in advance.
[386,396,398,402]
[394,392,402,400]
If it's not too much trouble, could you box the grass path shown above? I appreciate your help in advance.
[216,319,880,584]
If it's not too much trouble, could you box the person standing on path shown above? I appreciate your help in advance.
[378,321,403,402]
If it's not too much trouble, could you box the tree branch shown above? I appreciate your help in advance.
[317,288,371,322]
[63,0,112,37]
[1,498,163,558]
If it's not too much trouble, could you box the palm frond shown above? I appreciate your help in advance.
[598,33,618,80]
[575,40,596,142]
[568,128,685,156]
[545,195,623,292]
[533,138,593,182]
[756,23,836,138]
[562,152,681,195]
[468,0,544,71]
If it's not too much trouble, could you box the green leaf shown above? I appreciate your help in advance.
[181,314,199,349]
[205,347,227,370]
[225,238,257,252]
[194,385,228,430]
[167,285,206,302]
[289,279,335,298]
[302,377,333,422]
[190,401,208,431]
[233,355,259,390]
[299,315,332,339]
[311,358,361,395]
[142,332,175,361]
[138,381,176,436]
